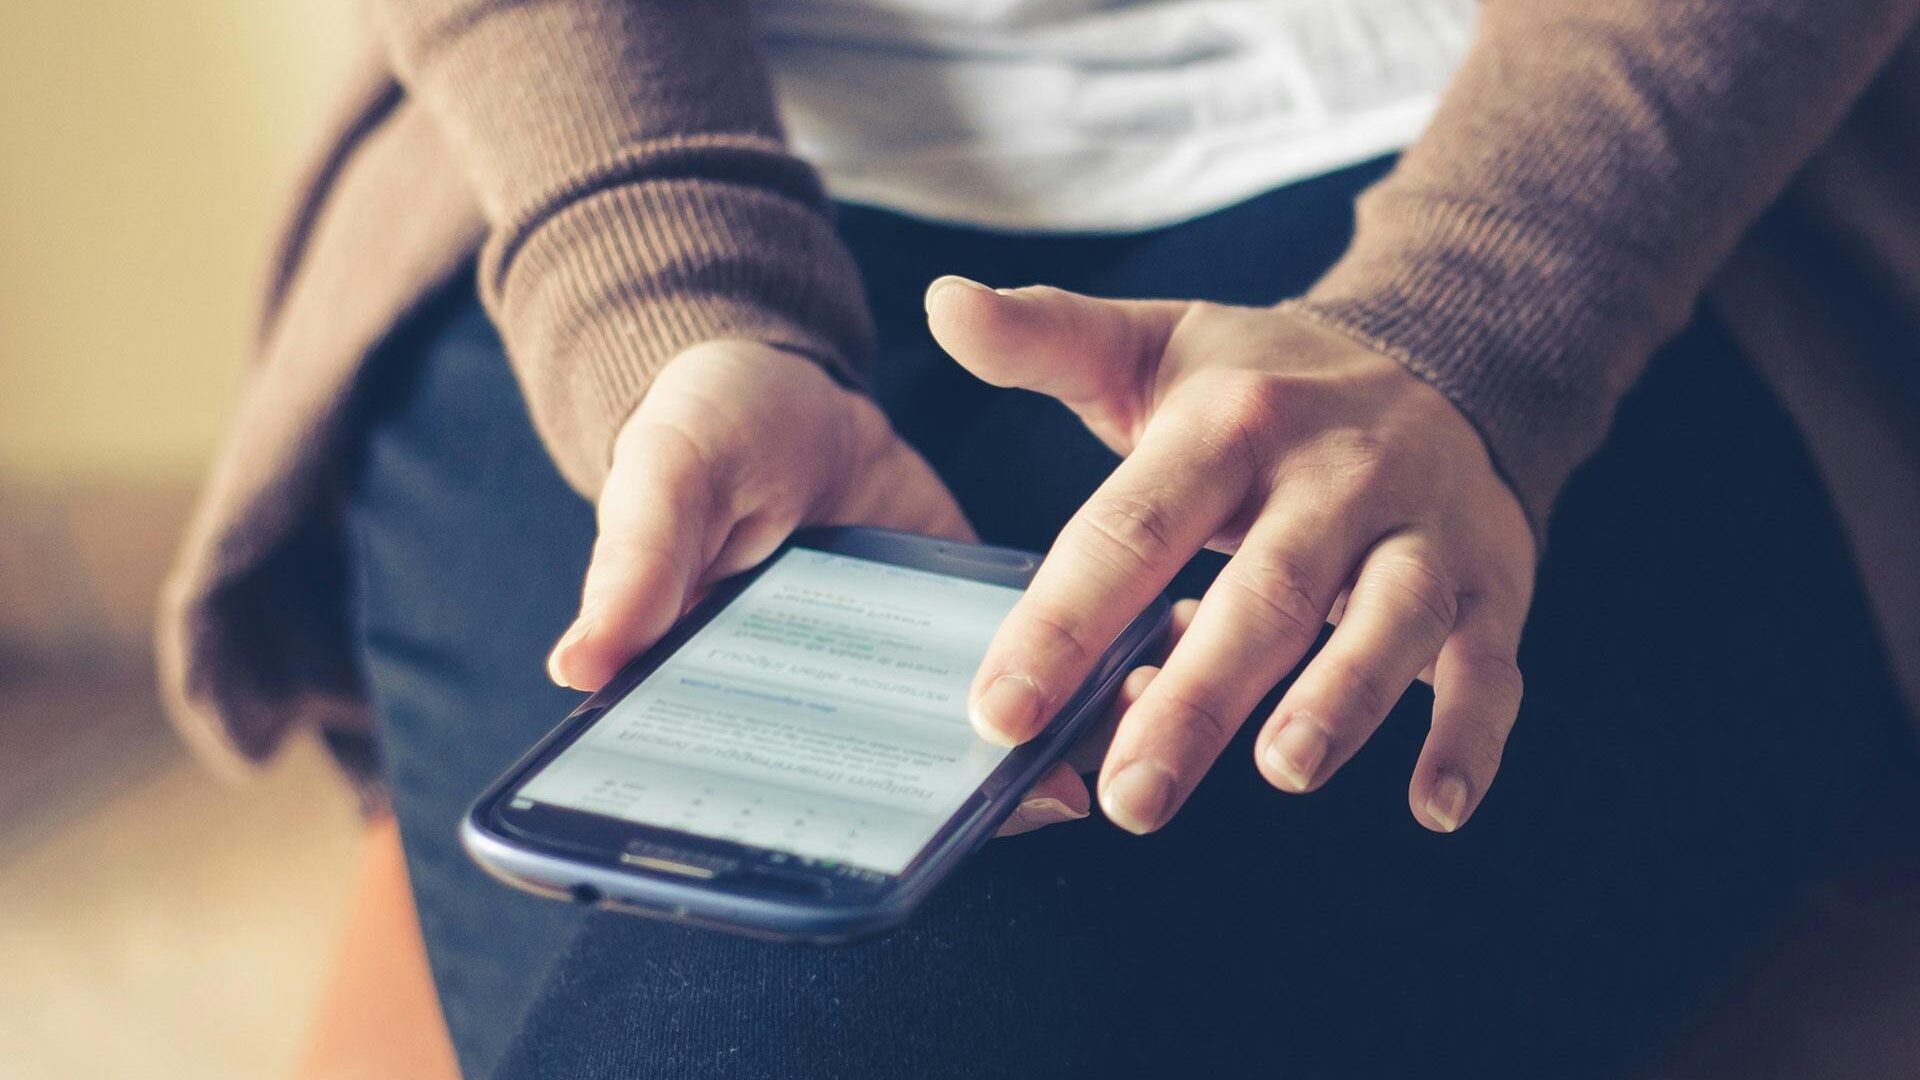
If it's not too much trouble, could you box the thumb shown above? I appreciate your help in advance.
[547,418,720,691]
[924,276,1184,410]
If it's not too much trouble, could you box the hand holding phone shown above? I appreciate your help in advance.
[544,338,977,695]
[542,338,1099,830]
[465,528,1169,942]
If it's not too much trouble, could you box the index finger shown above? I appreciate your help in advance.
[969,411,1248,744]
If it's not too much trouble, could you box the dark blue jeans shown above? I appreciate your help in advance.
[346,160,1920,1080]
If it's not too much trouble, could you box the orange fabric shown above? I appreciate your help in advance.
[296,817,460,1080]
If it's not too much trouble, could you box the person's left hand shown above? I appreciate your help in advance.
[535,338,1144,838]
[925,277,1537,836]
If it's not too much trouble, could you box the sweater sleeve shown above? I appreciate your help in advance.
[367,1,873,497]
[1282,0,1920,536]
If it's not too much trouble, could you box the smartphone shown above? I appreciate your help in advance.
[462,526,1170,944]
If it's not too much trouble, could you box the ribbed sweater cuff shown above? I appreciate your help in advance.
[1283,196,1655,540]
[480,178,874,498]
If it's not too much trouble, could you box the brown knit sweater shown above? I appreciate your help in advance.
[159,1,1920,780]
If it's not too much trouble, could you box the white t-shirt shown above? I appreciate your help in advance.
[760,0,1476,233]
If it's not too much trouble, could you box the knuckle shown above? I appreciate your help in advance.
[589,534,678,582]
[1477,566,1536,616]
[580,548,678,618]
[1208,370,1294,436]
[1016,598,1098,669]
[1458,644,1525,708]
[1217,552,1327,647]
[1363,553,1457,636]
[1201,374,1292,480]
[611,422,724,517]
[1077,493,1182,574]
[1279,431,1399,509]
[1316,656,1402,723]
[631,419,715,480]
[1323,433,1396,501]
[1152,684,1237,750]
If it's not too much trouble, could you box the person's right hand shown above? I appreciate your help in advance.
[541,339,1094,834]
[926,279,1536,837]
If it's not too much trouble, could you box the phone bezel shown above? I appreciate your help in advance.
[462,526,1170,943]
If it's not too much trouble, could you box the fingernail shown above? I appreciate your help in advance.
[1424,773,1471,833]
[547,620,590,688]
[1016,796,1089,827]
[1101,761,1177,834]
[971,675,1042,746]
[1264,721,1329,792]
[925,274,990,310]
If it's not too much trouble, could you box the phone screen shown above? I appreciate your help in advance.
[512,547,1025,875]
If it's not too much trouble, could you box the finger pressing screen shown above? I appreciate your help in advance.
[968,409,1246,747]
[1062,597,1198,776]
[1001,598,1198,836]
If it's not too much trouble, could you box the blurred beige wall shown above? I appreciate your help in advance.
[0,0,361,486]
[0,22,373,1080]
[0,1,364,660]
